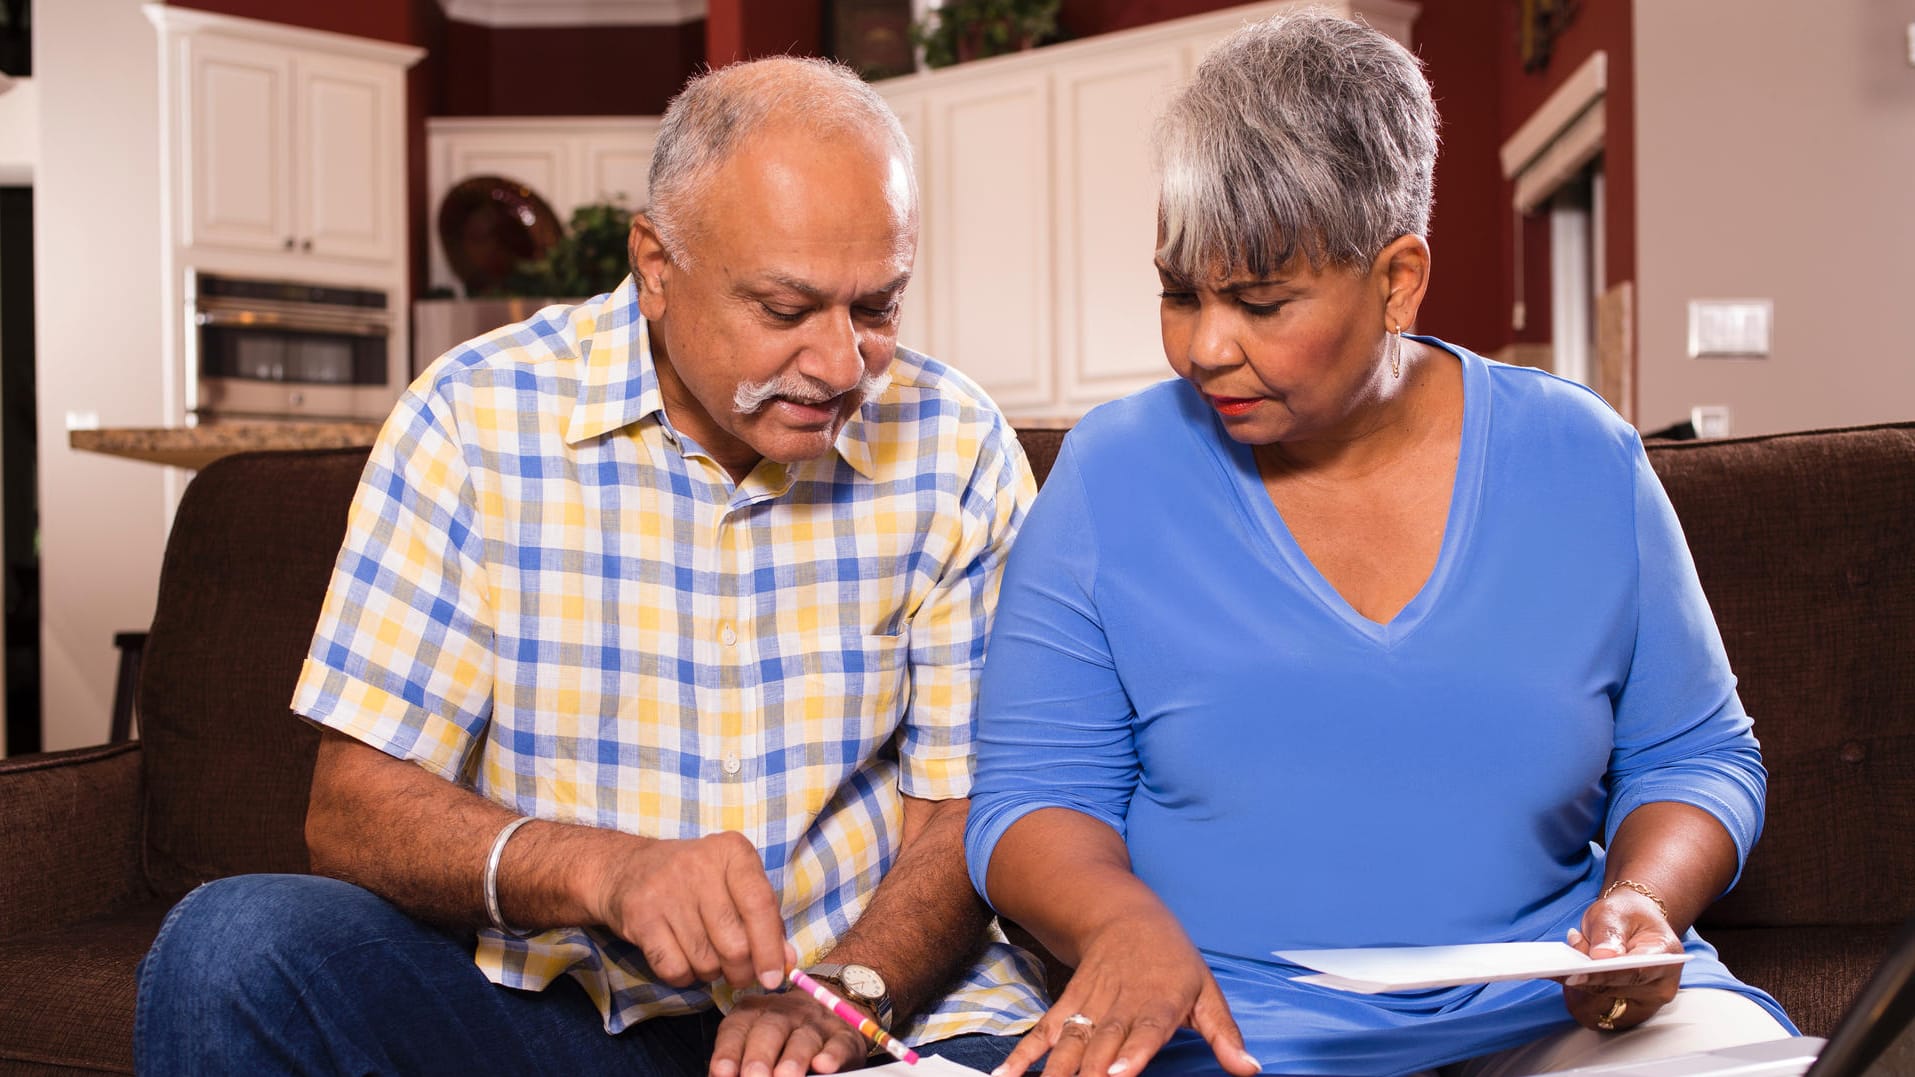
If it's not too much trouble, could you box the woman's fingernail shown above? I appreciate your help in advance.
[1566,974,1587,987]
[760,969,784,990]
[1109,1061,1131,1075]
[1242,1050,1263,1068]
[990,1068,1007,1077]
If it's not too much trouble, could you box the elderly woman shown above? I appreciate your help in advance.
[965,13,1795,1077]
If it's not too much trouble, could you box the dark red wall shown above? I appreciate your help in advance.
[707,0,823,65]
[1057,0,1245,38]
[1405,0,1510,354]
[169,0,416,44]
[435,21,704,116]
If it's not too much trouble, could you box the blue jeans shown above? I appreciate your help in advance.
[135,874,1022,1075]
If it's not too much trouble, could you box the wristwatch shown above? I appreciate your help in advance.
[804,962,893,1027]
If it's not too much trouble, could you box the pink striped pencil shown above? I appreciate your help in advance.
[787,967,919,1065]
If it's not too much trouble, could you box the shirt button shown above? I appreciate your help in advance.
[720,623,737,646]
[722,753,742,775]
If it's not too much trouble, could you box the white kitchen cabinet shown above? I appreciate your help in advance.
[420,0,1415,419]
[878,0,1418,419]
[150,6,420,270]
[425,118,662,296]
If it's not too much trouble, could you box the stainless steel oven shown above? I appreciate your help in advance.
[188,271,402,422]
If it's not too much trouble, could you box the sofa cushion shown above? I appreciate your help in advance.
[0,900,171,1074]
[137,449,370,898]
[1646,423,1915,930]
[1702,923,1901,1040]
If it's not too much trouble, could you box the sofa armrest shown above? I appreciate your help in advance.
[0,742,149,938]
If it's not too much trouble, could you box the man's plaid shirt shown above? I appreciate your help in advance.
[292,279,1047,1040]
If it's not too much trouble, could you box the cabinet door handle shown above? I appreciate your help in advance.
[283,237,296,250]
[300,238,313,252]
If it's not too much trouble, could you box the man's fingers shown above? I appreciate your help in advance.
[722,841,789,990]
[709,1009,751,1077]
[803,1023,865,1076]
[698,889,760,990]
[739,1006,797,1077]
[1191,977,1259,1076]
[632,910,696,986]
[771,1020,829,1077]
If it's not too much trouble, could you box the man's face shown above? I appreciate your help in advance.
[631,126,918,480]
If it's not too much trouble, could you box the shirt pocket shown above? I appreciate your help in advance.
[776,630,912,814]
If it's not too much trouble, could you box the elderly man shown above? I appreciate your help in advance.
[134,56,1045,1076]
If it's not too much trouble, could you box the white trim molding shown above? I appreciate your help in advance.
[142,5,426,67]
[1501,50,1606,212]
[437,0,707,28]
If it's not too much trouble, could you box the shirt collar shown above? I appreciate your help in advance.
[564,278,665,446]
[562,276,882,482]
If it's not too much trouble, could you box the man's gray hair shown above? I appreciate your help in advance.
[646,55,916,265]
[1155,11,1438,277]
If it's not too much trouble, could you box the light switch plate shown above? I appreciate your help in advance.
[1687,299,1772,358]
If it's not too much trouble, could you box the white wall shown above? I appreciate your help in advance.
[32,0,171,750]
[0,76,36,184]
[1634,0,1915,436]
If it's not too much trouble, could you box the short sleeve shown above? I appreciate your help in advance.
[894,414,1036,800]
[290,387,497,781]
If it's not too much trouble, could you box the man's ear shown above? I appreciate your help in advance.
[1373,233,1432,332]
[630,212,672,321]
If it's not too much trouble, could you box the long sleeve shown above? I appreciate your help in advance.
[1606,441,1767,887]
[964,438,1138,902]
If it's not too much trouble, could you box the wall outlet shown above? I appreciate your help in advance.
[1691,405,1732,439]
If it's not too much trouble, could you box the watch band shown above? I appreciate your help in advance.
[802,962,893,1027]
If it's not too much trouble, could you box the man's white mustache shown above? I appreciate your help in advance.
[733,369,894,415]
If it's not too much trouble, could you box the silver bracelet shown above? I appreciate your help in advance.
[483,815,536,935]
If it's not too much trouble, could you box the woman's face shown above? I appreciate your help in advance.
[1157,249,1395,447]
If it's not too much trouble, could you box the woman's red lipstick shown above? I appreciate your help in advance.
[1208,395,1260,416]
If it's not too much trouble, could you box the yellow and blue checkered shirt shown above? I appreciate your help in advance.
[291,279,1047,1040]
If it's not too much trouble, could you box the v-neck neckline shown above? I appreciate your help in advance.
[1213,338,1490,648]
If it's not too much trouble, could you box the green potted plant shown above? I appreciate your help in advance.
[502,201,633,299]
[911,0,1061,69]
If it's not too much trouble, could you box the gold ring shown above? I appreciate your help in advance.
[1596,997,1628,1030]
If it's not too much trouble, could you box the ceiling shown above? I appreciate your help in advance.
[437,0,707,28]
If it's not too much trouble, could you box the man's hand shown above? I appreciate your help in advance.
[586,831,790,993]
[710,987,869,1077]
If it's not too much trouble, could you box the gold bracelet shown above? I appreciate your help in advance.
[1601,878,1670,921]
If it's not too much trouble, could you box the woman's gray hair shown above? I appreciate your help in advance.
[1155,10,1438,277]
[646,56,916,265]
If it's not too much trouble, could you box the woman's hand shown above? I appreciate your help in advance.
[1560,885,1685,1033]
[993,909,1259,1077]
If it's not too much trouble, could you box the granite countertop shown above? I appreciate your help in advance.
[70,421,382,470]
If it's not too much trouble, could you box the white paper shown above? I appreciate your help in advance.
[1276,940,1692,995]
[863,1056,991,1076]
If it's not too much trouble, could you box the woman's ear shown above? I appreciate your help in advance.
[1374,234,1432,332]
[629,213,671,321]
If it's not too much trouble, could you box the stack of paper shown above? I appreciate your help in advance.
[1276,941,1691,995]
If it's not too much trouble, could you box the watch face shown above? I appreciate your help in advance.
[841,964,885,999]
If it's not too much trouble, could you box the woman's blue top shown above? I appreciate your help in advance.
[965,340,1793,1075]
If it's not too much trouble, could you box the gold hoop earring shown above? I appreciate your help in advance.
[1389,323,1404,379]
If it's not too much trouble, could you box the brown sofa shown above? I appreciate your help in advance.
[1,422,1910,1073]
